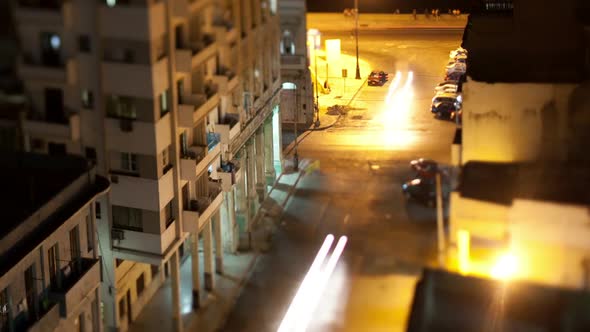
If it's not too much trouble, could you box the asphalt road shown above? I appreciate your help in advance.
[222,30,463,332]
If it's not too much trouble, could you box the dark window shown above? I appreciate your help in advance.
[78,35,91,52]
[95,202,101,219]
[44,88,65,123]
[82,89,94,109]
[106,95,136,119]
[150,265,159,279]
[121,152,138,172]
[164,201,174,228]
[48,142,66,156]
[136,274,145,296]
[85,147,97,164]
[118,298,126,319]
[86,215,94,252]
[40,32,61,67]
[31,138,44,150]
[112,206,142,231]
[47,244,58,286]
[70,226,80,260]
[24,266,36,321]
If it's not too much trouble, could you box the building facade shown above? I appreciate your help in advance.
[278,0,313,127]
[448,0,590,288]
[0,153,109,332]
[10,0,282,330]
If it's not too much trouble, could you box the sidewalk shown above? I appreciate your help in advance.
[307,13,468,32]
[128,162,308,332]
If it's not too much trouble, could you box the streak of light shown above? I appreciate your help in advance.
[295,236,349,332]
[277,234,335,332]
[379,71,416,147]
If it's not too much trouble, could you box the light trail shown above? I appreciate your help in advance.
[379,70,416,147]
[295,236,349,332]
[277,234,335,332]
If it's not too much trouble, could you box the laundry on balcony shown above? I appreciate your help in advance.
[207,132,221,150]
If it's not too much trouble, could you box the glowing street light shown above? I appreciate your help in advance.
[491,252,519,281]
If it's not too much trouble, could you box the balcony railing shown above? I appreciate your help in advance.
[48,257,100,318]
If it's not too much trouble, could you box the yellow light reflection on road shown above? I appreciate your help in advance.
[376,71,416,148]
[490,252,519,281]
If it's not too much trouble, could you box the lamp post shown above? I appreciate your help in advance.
[354,0,361,80]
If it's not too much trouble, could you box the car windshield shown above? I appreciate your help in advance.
[434,97,456,103]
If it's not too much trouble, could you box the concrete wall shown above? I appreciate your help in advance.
[461,80,576,164]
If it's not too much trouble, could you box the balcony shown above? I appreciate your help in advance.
[218,161,243,192]
[48,258,100,318]
[112,220,178,256]
[13,0,72,27]
[180,142,221,181]
[99,1,165,41]
[280,55,306,70]
[214,114,241,145]
[26,301,60,332]
[102,56,169,99]
[175,36,217,72]
[213,17,238,43]
[183,182,223,233]
[109,166,175,211]
[23,112,80,142]
[17,57,77,84]
[212,68,239,95]
[177,92,219,127]
[194,90,220,124]
[104,112,171,156]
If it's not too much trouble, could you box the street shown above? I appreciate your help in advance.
[222,30,463,332]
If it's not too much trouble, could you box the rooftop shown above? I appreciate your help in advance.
[458,161,590,206]
[0,152,109,276]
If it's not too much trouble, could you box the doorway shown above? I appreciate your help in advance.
[44,88,64,123]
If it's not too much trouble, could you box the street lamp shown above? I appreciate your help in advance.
[354,0,361,80]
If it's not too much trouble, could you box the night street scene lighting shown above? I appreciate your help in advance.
[0,0,589,331]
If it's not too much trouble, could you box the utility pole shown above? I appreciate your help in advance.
[354,0,361,80]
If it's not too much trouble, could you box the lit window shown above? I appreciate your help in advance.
[160,90,169,116]
[282,82,297,90]
[82,89,94,109]
[106,0,116,7]
[50,35,61,50]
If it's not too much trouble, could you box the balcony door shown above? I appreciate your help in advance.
[40,32,61,67]
[47,244,59,287]
[44,88,64,123]
[24,265,38,322]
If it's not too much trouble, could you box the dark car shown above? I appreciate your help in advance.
[402,177,451,207]
[431,101,457,119]
[410,158,439,178]
[368,70,388,86]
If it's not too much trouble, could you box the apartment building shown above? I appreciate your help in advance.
[10,0,282,330]
[0,152,109,332]
[278,0,313,127]
[448,0,590,287]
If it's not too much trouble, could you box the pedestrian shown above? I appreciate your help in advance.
[424,8,429,18]
[394,9,400,15]
[413,9,417,20]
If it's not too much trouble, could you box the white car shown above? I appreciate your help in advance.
[435,83,458,93]
[449,47,468,59]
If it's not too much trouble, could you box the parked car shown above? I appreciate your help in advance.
[446,62,467,75]
[449,47,468,59]
[402,176,451,207]
[434,83,458,93]
[368,70,388,86]
[431,93,461,118]
[410,158,439,178]
[445,71,465,82]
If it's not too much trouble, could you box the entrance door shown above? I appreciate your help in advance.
[44,88,64,123]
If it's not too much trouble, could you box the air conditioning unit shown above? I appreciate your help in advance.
[111,229,125,241]
[120,118,133,132]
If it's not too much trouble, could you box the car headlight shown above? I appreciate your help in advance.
[410,179,421,185]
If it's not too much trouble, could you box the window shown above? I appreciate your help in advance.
[162,148,169,168]
[48,244,58,286]
[95,202,101,219]
[24,266,36,318]
[82,89,94,109]
[151,265,159,279]
[106,95,136,119]
[120,152,138,172]
[118,298,126,319]
[160,90,169,117]
[112,206,142,231]
[0,287,9,332]
[86,215,94,252]
[78,35,91,52]
[85,147,97,164]
[136,274,145,296]
[70,226,80,260]
[164,201,174,228]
